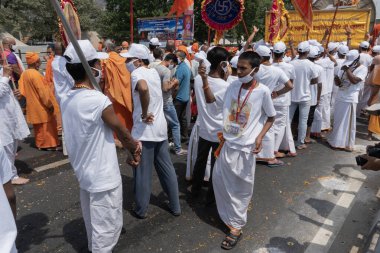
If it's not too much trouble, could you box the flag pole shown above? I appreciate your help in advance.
[0,41,16,90]
[130,0,134,43]
[241,18,250,38]
[326,1,341,47]
[49,0,100,91]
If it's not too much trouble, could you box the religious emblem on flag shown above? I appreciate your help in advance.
[59,0,81,47]
[201,0,245,43]
[291,0,313,29]
[269,0,289,44]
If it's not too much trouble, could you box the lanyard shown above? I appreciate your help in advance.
[236,81,257,124]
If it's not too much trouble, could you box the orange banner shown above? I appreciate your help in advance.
[265,9,371,48]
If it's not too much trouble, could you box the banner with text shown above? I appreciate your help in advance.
[265,9,371,47]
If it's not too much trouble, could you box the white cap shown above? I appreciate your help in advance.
[308,39,321,47]
[273,41,287,54]
[318,45,325,54]
[149,37,161,46]
[308,45,320,58]
[230,56,239,68]
[360,41,370,49]
[256,45,271,57]
[120,43,150,59]
[338,45,349,55]
[297,41,310,53]
[372,45,380,53]
[327,42,339,52]
[64,40,109,64]
[343,50,360,67]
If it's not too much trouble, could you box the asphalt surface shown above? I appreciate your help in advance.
[11,120,380,253]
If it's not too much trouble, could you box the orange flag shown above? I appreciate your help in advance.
[168,0,193,17]
[291,0,313,29]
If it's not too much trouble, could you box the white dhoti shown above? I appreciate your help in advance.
[330,85,339,115]
[279,117,296,154]
[273,106,288,152]
[321,93,332,130]
[186,125,211,181]
[80,183,123,253]
[3,140,18,179]
[256,126,275,160]
[213,144,256,230]
[357,84,371,115]
[311,103,323,134]
[327,101,356,149]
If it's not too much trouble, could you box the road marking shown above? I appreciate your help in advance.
[336,193,355,208]
[324,219,333,226]
[369,233,380,251]
[310,227,333,246]
[33,159,70,173]
[349,246,359,253]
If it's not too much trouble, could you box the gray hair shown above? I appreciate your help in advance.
[104,39,116,51]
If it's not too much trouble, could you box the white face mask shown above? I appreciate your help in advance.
[126,59,138,73]
[168,64,175,70]
[91,67,102,84]
[238,68,256,84]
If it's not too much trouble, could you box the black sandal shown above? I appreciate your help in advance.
[221,231,242,250]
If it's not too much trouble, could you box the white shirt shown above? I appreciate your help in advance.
[254,64,289,92]
[0,142,18,253]
[360,53,373,68]
[336,65,368,103]
[148,59,162,69]
[194,75,229,142]
[223,82,276,153]
[272,61,296,106]
[227,75,239,84]
[52,56,74,104]
[316,57,335,95]
[61,89,121,193]
[311,64,324,106]
[0,76,30,146]
[131,67,167,142]
[290,58,319,102]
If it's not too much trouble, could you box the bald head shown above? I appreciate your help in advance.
[2,37,13,49]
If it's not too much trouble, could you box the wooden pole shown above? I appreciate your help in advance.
[208,27,211,45]
[174,15,179,41]
[306,28,310,41]
[0,41,16,90]
[242,18,250,37]
[49,0,100,91]
[130,0,134,43]
[326,1,341,47]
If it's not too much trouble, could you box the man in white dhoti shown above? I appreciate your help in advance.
[0,141,18,253]
[254,46,292,166]
[357,41,373,115]
[0,63,30,187]
[331,45,349,113]
[272,42,296,158]
[191,47,230,204]
[209,51,276,249]
[328,50,368,151]
[62,40,141,252]
[289,41,319,150]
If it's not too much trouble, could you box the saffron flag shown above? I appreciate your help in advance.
[269,0,289,43]
[168,0,194,17]
[291,0,313,29]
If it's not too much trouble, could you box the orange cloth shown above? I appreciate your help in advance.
[178,45,191,62]
[168,0,193,17]
[103,51,133,129]
[25,52,40,65]
[191,43,199,53]
[19,69,54,124]
[33,119,59,149]
[214,132,225,158]
[369,115,380,135]
[113,101,133,132]
[44,55,54,87]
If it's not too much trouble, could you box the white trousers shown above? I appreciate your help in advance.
[213,144,256,230]
[274,106,288,152]
[3,140,18,179]
[328,101,357,149]
[321,93,332,130]
[257,125,275,160]
[311,101,323,134]
[279,114,296,154]
[80,184,123,253]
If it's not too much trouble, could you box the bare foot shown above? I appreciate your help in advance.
[12,177,30,185]
[115,139,123,149]
[275,151,286,158]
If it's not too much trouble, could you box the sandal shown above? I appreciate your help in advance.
[221,231,242,250]
[267,159,285,168]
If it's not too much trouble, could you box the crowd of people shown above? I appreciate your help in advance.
[0,24,380,252]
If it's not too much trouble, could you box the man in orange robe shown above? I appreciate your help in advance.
[103,41,133,146]
[44,44,62,135]
[19,52,60,150]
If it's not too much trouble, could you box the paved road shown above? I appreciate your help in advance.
[12,122,380,253]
